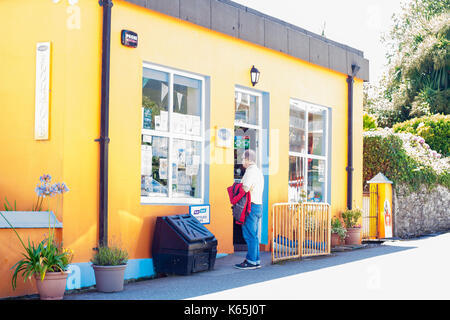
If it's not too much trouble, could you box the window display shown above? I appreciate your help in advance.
[171,139,202,198]
[288,99,328,203]
[289,102,306,153]
[288,156,305,202]
[141,135,168,197]
[307,158,326,202]
[141,64,205,203]
[142,68,169,131]
[173,75,202,136]
[308,105,327,156]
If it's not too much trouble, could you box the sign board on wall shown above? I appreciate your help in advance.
[216,128,232,148]
[121,30,138,48]
[35,42,51,140]
[189,204,210,225]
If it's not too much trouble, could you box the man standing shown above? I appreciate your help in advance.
[234,149,264,270]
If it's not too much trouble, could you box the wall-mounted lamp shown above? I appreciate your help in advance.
[250,65,260,86]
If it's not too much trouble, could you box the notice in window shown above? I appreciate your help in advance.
[155,111,168,131]
[143,108,152,129]
[171,112,186,134]
[141,145,152,176]
[186,115,201,136]
[159,158,168,179]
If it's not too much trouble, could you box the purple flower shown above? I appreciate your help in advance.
[35,183,56,198]
[53,182,69,194]
[35,175,69,198]
[61,183,69,193]
[39,174,52,183]
[51,184,59,194]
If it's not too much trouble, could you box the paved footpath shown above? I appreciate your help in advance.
[65,232,450,300]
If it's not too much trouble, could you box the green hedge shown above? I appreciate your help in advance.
[393,114,450,157]
[363,129,450,192]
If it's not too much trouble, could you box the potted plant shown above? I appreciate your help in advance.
[331,217,347,247]
[0,174,72,300]
[91,244,128,292]
[341,208,363,245]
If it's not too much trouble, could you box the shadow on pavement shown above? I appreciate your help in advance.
[65,242,415,300]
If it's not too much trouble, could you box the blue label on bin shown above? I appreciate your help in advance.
[189,205,210,224]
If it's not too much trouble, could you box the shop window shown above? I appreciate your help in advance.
[288,99,328,203]
[141,64,205,204]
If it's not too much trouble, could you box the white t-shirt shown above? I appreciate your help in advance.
[241,164,264,205]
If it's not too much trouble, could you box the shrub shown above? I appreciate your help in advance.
[331,217,347,240]
[91,245,128,266]
[363,128,450,192]
[341,208,362,229]
[393,114,450,156]
[363,112,378,131]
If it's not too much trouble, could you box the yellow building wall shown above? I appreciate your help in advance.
[0,0,102,298]
[0,0,364,297]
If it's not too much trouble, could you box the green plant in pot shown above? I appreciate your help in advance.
[91,244,128,293]
[331,217,347,247]
[341,208,363,245]
[0,174,72,300]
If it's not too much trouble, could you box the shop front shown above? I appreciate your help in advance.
[0,0,368,297]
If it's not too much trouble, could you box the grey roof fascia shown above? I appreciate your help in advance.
[124,0,369,81]
[216,0,364,57]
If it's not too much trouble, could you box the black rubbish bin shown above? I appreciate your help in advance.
[152,214,218,275]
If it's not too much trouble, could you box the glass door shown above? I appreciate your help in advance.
[233,88,263,250]
[234,89,262,182]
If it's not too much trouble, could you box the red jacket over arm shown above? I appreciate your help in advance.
[227,183,251,224]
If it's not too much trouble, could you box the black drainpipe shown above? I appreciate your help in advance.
[346,64,360,210]
[97,0,113,247]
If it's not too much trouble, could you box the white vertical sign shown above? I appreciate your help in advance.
[35,42,51,140]
[383,199,393,238]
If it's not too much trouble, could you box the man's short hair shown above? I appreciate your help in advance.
[242,149,257,163]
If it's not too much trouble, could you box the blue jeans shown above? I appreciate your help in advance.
[242,204,262,265]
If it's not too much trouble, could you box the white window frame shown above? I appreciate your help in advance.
[288,98,329,203]
[141,62,206,205]
[234,87,263,182]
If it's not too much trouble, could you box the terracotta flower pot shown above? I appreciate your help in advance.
[345,227,361,245]
[34,271,69,300]
[331,233,343,247]
[92,264,127,292]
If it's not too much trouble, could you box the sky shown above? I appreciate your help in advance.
[232,0,405,84]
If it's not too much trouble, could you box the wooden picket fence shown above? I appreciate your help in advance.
[272,202,331,263]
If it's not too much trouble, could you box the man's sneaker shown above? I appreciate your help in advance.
[234,260,261,270]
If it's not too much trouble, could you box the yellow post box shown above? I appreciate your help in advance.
[367,173,394,239]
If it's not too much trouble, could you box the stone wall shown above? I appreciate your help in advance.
[393,184,450,238]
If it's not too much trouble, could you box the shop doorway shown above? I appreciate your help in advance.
[233,88,263,251]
